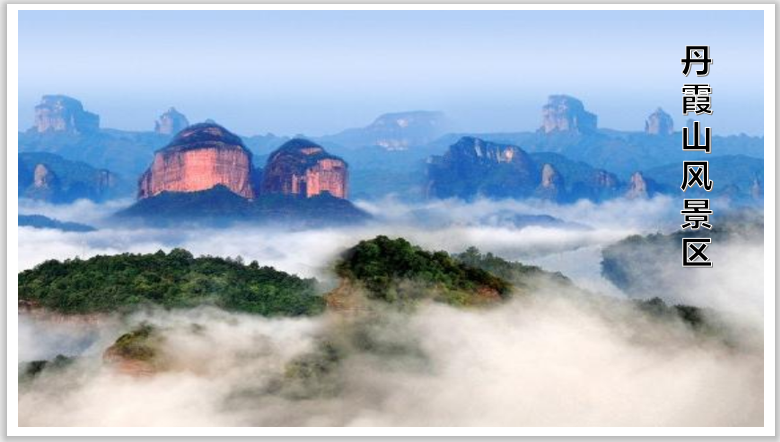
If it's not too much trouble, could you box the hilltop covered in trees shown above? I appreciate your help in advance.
[18,249,324,316]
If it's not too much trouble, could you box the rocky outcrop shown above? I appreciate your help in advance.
[32,164,57,190]
[154,107,190,135]
[541,95,597,134]
[103,325,163,377]
[33,95,99,134]
[590,170,619,190]
[645,108,674,135]
[138,123,255,199]
[626,172,649,199]
[323,111,448,150]
[261,139,348,198]
[19,152,125,203]
[535,163,564,200]
[427,137,540,200]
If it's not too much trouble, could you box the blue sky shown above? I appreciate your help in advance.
[18,10,764,136]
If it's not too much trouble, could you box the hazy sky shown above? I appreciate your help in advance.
[18,10,764,136]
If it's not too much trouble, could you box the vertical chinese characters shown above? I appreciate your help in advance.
[681,46,714,267]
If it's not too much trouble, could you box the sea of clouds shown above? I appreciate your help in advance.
[16,195,765,426]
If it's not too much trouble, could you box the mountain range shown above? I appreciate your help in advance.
[18,94,764,212]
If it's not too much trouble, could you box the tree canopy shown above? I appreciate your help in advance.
[335,235,512,306]
[18,248,324,316]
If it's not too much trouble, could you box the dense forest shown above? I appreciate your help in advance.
[18,248,324,316]
[335,235,512,306]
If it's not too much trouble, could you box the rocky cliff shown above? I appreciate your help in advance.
[33,95,99,134]
[18,152,125,203]
[261,139,348,198]
[645,108,674,135]
[535,163,565,200]
[625,172,649,199]
[138,123,255,199]
[541,95,597,134]
[427,137,540,200]
[154,107,190,135]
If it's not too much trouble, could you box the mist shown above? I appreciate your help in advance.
[17,195,765,426]
[19,291,763,426]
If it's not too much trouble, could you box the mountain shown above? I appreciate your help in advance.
[426,136,644,202]
[262,138,349,198]
[601,214,763,301]
[18,214,96,232]
[138,123,256,199]
[321,111,449,150]
[528,152,621,201]
[20,96,170,178]
[121,122,367,226]
[541,95,597,135]
[154,107,189,135]
[33,95,99,135]
[427,137,540,200]
[645,108,674,135]
[117,185,370,227]
[426,96,763,176]
[425,136,686,202]
[18,152,131,202]
[331,235,513,307]
[642,154,764,200]
[17,95,763,205]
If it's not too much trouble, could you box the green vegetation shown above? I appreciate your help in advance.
[109,324,159,362]
[19,355,74,382]
[18,248,325,316]
[453,246,571,293]
[635,297,707,329]
[601,220,763,298]
[335,236,512,306]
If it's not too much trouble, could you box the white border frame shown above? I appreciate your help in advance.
[6,4,776,436]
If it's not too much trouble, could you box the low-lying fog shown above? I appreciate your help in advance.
[17,196,765,427]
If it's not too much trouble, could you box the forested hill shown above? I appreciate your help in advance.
[18,249,324,316]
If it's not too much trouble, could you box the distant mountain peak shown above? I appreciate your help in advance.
[155,107,190,135]
[325,110,450,150]
[645,108,674,135]
[541,95,597,135]
[33,95,100,135]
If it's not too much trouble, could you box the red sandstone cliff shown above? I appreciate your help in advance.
[261,139,348,199]
[138,123,255,199]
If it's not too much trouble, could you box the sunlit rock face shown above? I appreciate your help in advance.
[138,123,255,199]
[33,95,100,134]
[541,95,597,134]
[645,108,674,135]
[154,107,190,135]
[261,139,348,198]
